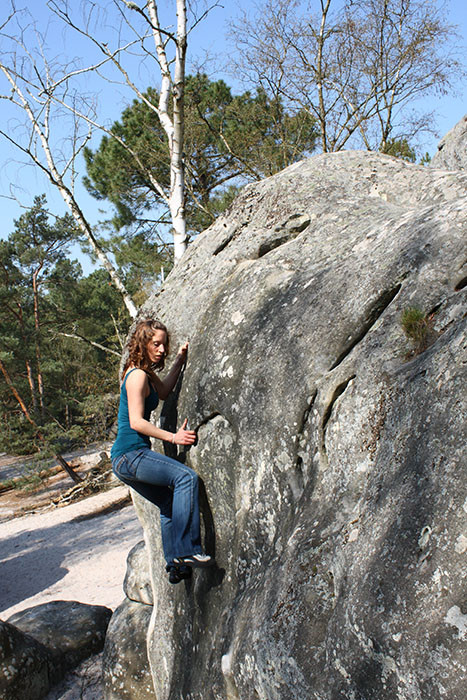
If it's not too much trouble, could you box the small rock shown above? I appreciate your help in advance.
[123,540,153,605]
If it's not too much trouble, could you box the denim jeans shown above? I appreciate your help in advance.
[112,448,202,565]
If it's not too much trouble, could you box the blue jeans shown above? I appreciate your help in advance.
[112,448,202,565]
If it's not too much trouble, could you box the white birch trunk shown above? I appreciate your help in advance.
[147,0,187,262]
[170,0,187,262]
[0,63,138,319]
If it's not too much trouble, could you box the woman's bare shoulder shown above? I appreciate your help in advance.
[124,367,148,387]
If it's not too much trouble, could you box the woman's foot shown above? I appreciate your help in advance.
[166,564,193,584]
[174,553,215,568]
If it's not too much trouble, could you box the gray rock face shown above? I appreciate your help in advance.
[0,619,55,700]
[1,601,112,700]
[123,540,153,605]
[102,599,155,700]
[8,600,112,671]
[110,150,466,700]
[431,114,467,170]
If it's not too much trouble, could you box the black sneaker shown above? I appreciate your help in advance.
[166,565,182,584]
[166,564,193,584]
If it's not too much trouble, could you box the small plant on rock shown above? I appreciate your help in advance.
[401,307,436,356]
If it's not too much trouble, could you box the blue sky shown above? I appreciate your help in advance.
[0,0,465,273]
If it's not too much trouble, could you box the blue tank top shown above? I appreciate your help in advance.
[110,368,159,460]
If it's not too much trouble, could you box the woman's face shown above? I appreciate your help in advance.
[146,330,168,365]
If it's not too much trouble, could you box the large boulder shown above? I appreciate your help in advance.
[102,599,155,700]
[431,114,467,170]
[8,600,112,671]
[2,600,112,700]
[0,619,57,700]
[110,150,466,700]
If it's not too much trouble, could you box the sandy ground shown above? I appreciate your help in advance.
[0,484,145,699]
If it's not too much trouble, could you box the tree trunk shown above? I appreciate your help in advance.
[54,183,138,318]
[170,0,188,262]
[317,0,331,153]
[25,359,38,415]
[0,357,82,483]
[32,269,45,415]
[147,0,188,262]
[54,454,83,484]
[0,357,36,427]
[16,302,39,414]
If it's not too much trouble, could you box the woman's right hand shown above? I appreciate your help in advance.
[173,419,197,445]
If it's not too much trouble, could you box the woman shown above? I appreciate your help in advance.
[111,318,214,584]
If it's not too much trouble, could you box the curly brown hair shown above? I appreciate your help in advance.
[123,319,170,377]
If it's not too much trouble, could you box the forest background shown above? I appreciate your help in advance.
[0,0,465,458]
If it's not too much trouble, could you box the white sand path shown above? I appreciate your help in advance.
[0,486,143,620]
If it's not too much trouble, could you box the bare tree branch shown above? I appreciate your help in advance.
[48,0,192,261]
[229,0,463,153]
[57,331,121,356]
[0,10,138,317]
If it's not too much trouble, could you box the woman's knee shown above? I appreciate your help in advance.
[175,467,198,488]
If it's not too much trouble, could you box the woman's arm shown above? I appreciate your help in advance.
[126,368,196,446]
[153,342,189,400]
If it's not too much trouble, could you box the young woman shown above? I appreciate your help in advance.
[111,318,214,584]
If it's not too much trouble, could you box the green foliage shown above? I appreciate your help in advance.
[105,232,172,306]
[4,469,44,492]
[401,307,436,355]
[0,197,128,456]
[381,138,417,162]
[0,413,40,455]
[84,74,319,245]
[83,86,169,231]
[77,393,120,444]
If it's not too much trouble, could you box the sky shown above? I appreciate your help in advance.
[0,0,465,273]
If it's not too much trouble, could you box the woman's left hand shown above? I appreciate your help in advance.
[177,341,189,364]
[155,341,190,400]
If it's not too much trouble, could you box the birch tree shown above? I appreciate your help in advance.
[0,0,209,317]
[146,0,187,261]
[0,6,139,317]
[49,0,202,261]
[83,76,318,242]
